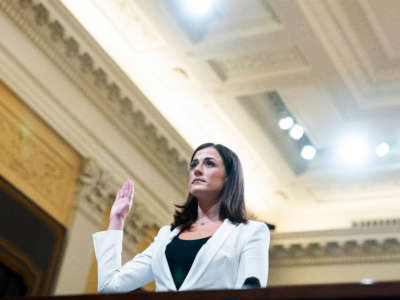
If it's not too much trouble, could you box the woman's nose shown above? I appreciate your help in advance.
[193,165,203,175]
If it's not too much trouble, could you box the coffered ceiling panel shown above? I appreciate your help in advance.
[365,0,400,60]
[208,47,309,82]
[327,0,400,104]
[164,0,282,45]
[92,0,166,51]
[61,0,400,231]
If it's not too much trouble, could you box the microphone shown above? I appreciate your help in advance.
[241,277,261,289]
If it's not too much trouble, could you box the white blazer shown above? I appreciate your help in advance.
[93,219,270,292]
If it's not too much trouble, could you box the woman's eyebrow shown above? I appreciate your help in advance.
[192,156,217,162]
[204,156,217,161]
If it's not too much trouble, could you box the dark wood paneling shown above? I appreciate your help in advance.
[0,176,65,295]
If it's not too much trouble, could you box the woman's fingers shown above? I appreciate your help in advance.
[117,179,134,201]
[117,182,126,200]
[128,180,134,210]
[125,180,131,198]
[109,179,135,224]
[122,180,130,198]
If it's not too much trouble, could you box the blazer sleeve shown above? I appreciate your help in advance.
[93,226,167,293]
[235,223,270,288]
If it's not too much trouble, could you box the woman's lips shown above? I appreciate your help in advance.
[192,179,206,184]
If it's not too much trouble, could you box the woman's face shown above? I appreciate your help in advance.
[188,147,227,201]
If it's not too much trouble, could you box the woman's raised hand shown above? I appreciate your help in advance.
[108,179,134,230]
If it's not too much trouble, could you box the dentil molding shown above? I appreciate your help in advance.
[270,222,400,266]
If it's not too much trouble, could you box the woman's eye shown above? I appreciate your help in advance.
[206,160,215,167]
[189,162,197,169]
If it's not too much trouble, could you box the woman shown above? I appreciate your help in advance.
[93,143,270,292]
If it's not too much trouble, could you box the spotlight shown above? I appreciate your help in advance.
[289,124,304,140]
[278,116,294,130]
[376,142,389,157]
[338,135,370,165]
[301,145,316,160]
[181,0,216,17]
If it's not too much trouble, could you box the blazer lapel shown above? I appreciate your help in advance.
[179,219,237,290]
[155,226,180,291]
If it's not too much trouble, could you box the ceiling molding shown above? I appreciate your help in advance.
[0,0,191,196]
[307,177,400,203]
[352,218,400,228]
[270,238,400,266]
[270,222,400,266]
[208,47,309,83]
[357,1,399,61]
[298,0,400,109]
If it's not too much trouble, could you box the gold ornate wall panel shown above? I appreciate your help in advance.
[0,80,81,227]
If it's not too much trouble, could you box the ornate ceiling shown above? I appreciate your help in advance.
[60,0,400,232]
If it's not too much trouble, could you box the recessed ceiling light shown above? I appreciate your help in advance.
[289,124,304,140]
[338,135,370,165]
[278,116,294,130]
[181,0,216,17]
[301,145,316,160]
[376,142,389,157]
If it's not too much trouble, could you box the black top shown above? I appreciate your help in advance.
[165,235,211,290]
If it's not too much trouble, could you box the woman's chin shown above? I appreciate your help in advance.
[189,188,206,198]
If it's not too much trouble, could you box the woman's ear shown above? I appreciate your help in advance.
[224,176,228,183]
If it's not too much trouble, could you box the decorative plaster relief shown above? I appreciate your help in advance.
[0,115,65,206]
[208,47,309,82]
[76,158,158,254]
[352,218,400,228]
[0,0,189,196]
[124,211,158,254]
[270,224,400,266]
[0,81,80,227]
[270,237,400,266]
[76,158,119,226]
